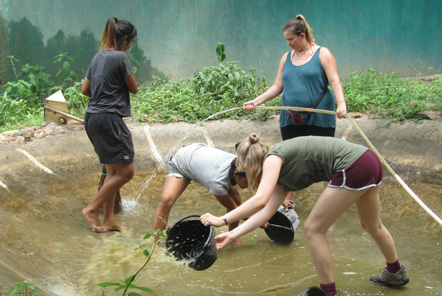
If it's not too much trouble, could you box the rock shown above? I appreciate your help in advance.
[1,130,19,139]
[421,111,442,120]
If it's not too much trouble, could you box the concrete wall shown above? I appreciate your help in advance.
[1,0,441,84]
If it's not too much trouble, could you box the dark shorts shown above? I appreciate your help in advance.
[280,125,335,141]
[328,150,383,191]
[84,113,134,164]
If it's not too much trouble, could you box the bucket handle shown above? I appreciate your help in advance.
[174,214,215,250]
[175,214,203,224]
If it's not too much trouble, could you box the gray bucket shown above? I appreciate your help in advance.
[265,202,300,244]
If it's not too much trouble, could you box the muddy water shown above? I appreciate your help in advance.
[0,116,441,295]
[0,167,440,296]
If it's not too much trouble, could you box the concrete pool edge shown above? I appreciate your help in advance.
[0,114,440,186]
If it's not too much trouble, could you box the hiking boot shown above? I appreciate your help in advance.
[296,286,326,296]
[370,265,409,286]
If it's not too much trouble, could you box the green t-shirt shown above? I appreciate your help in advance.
[267,136,368,191]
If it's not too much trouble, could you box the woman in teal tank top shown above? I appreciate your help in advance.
[243,15,347,140]
[243,14,349,212]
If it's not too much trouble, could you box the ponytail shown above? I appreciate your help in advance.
[282,14,315,44]
[101,17,137,50]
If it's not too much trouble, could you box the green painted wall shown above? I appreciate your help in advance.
[1,0,441,85]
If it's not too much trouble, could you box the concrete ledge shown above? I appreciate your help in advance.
[0,115,441,187]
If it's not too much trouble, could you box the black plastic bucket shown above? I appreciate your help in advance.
[265,202,300,245]
[164,214,218,270]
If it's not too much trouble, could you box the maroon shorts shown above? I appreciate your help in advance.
[328,150,383,191]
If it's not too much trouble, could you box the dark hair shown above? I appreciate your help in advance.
[282,14,314,44]
[101,17,137,50]
[229,158,246,186]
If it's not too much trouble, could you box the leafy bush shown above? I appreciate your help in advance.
[342,68,442,123]
[0,54,88,131]
[2,48,442,133]
[132,44,273,123]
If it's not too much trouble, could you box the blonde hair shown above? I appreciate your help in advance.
[282,14,315,44]
[235,133,270,190]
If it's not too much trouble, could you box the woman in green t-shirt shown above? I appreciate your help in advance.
[200,134,409,296]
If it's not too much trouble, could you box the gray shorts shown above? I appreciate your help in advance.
[166,158,191,183]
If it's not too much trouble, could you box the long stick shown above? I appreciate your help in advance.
[44,105,84,124]
[255,106,442,226]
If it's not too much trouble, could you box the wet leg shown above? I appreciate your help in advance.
[152,176,189,232]
[101,163,134,231]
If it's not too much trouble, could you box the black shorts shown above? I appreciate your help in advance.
[280,125,335,141]
[85,113,134,164]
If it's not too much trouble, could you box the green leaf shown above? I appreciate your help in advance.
[30,84,38,94]
[97,282,122,287]
[124,275,136,284]
[132,284,155,292]
[63,61,70,71]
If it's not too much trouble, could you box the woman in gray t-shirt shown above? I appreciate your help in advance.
[81,17,138,233]
[152,143,249,243]
[200,134,409,296]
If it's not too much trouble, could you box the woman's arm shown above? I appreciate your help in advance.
[200,155,286,247]
[243,53,287,111]
[319,47,347,118]
[214,184,286,249]
[125,73,138,94]
[81,77,91,98]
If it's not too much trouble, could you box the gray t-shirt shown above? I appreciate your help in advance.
[86,49,133,117]
[171,143,235,195]
[267,136,368,191]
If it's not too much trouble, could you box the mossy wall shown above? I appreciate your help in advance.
[1,0,441,85]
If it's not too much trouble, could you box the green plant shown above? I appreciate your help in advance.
[191,42,269,107]
[0,55,86,132]
[97,230,165,296]
[0,56,52,130]
[63,81,90,116]
[53,53,78,89]
[342,67,442,124]
[216,42,226,63]
[7,279,40,295]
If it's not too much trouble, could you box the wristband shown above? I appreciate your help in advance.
[222,215,228,226]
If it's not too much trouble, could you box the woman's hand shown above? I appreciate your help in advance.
[336,101,347,119]
[243,100,257,111]
[282,199,295,212]
[215,232,235,249]
[200,213,225,228]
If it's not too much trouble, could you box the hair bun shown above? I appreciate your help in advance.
[249,133,259,144]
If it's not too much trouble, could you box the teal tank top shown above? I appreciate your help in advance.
[279,48,336,128]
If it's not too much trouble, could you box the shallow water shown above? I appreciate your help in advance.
[0,167,440,296]
[1,116,441,295]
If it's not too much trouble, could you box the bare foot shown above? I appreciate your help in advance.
[100,223,130,232]
[82,207,101,232]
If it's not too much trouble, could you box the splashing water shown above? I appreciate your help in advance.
[123,106,244,214]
